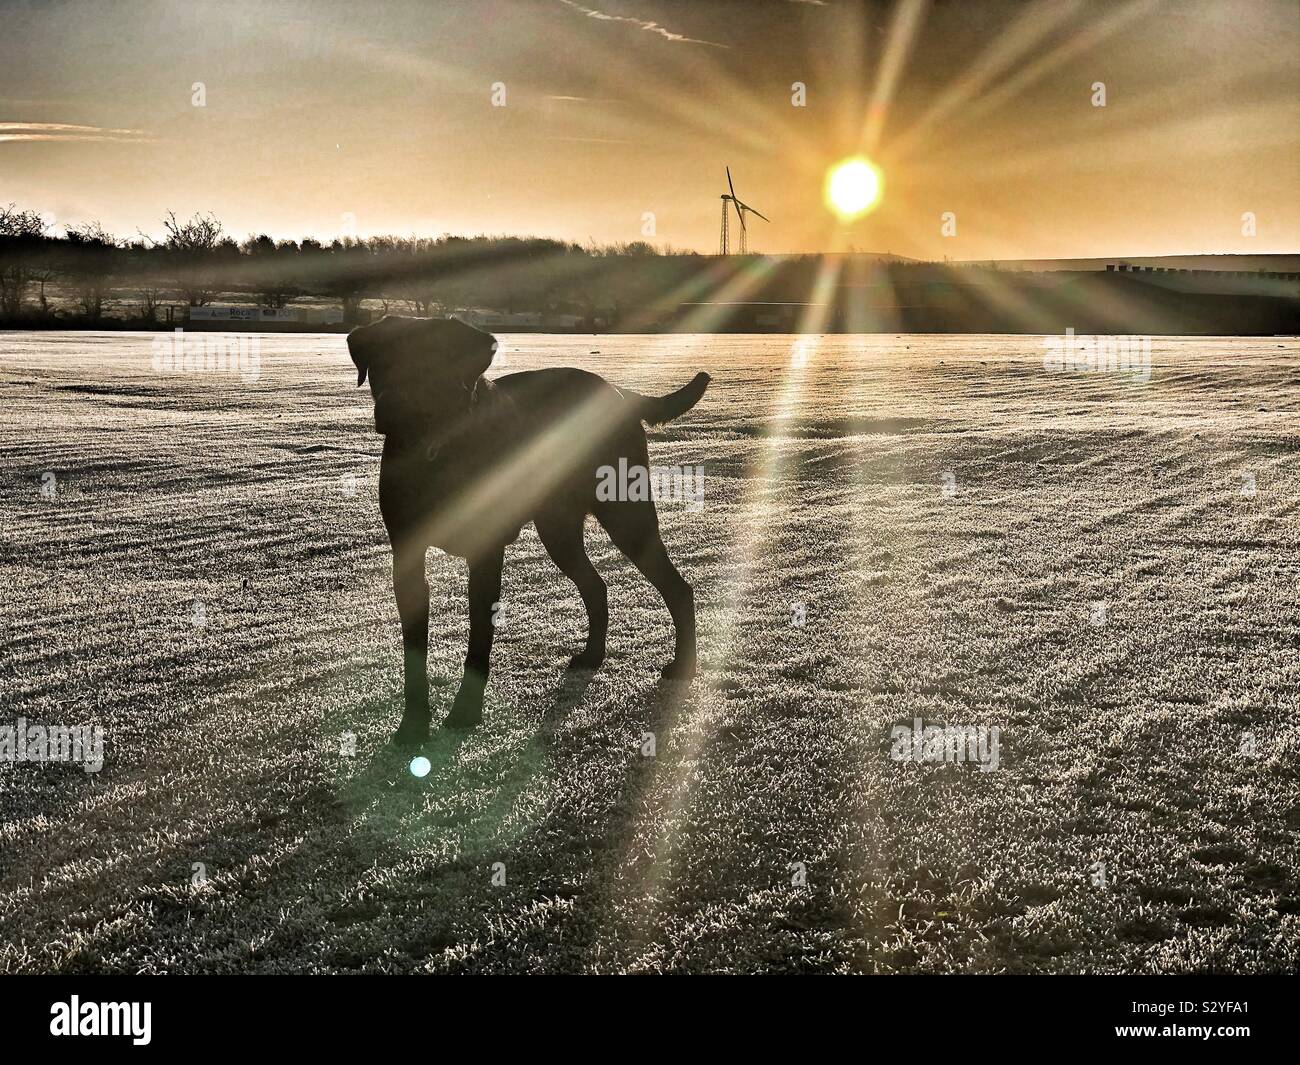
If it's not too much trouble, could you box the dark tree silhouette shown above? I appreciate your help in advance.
[160,211,224,306]
[64,222,117,320]
[0,204,50,316]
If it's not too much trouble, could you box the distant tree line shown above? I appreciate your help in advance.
[0,204,727,326]
[11,204,1284,334]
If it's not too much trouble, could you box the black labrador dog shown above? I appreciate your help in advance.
[347,315,709,745]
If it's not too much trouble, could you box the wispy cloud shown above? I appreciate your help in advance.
[556,0,727,47]
[0,122,153,143]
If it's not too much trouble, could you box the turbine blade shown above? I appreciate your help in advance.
[734,199,746,230]
[727,166,737,201]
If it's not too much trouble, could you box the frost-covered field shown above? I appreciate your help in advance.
[1,330,1297,974]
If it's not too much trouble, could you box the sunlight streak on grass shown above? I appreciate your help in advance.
[604,258,846,946]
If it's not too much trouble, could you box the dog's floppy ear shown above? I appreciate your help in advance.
[346,326,371,387]
[346,324,375,387]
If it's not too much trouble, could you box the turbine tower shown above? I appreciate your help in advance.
[719,166,770,255]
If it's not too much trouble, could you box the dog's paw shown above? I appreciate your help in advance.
[390,718,430,749]
[660,657,698,682]
[442,690,484,730]
[566,648,605,672]
[441,707,483,730]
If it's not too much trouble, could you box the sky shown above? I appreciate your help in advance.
[1,0,1296,258]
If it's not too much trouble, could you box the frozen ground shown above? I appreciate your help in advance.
[1,330,1297,973]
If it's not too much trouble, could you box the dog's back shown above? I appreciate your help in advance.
[490,367,709,517]
[494,366,710,430]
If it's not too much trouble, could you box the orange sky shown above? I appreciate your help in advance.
[1,0,1296,258]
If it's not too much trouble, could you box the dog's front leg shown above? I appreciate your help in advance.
[392,543,431,746]
[445,546,504,729]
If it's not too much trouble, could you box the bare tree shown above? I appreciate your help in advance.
[320,239,371,325]
[0,204,49,316]
[258,279,298,309]
[241,233,298,308]
[135,287,161,322]
[161,211,223,305]
[30,264,58,315]
[395,279,438,315]
[64,222,117,320]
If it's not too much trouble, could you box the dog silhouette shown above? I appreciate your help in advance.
[348,316,709,744]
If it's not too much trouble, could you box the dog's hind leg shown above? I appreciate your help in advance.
[392,543,431,746]
[445,546,505,729]
[596,498,697,680]
[536,510,607,670]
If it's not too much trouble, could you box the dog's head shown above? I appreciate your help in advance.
[347,315,498,437]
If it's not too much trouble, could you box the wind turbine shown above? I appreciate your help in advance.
[719,166,770,255]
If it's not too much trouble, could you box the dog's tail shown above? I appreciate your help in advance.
[622,372,711,426]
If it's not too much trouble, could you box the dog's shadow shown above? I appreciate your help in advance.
[537,660,692,741]
[331,665,602,839]
[538,665,596,731]
[330,662,697,868]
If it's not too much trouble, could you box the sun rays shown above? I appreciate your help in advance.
[3,0,1297,984]
[495,0,1285,930]
[234,0,1291,926]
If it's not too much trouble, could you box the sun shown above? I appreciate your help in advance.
[825,157,884,220]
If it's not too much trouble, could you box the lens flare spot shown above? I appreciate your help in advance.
[825,157,883,220]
